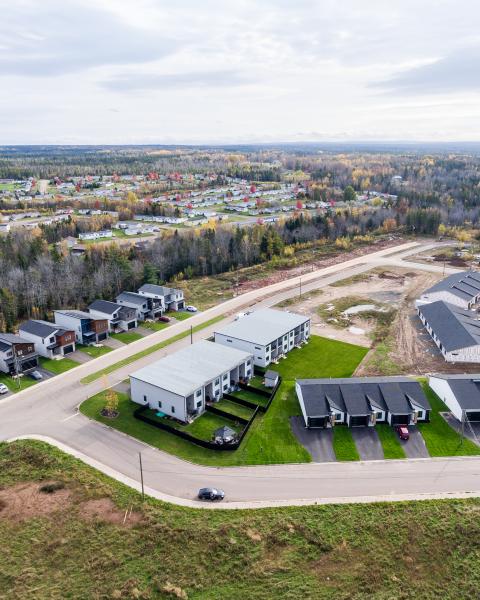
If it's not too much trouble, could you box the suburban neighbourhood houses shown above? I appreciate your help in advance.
[116,291,164,321]
[130,340,254,423]
[416,270,480,309]
[0,333,39,375]
[214,308,310,367]
[18,320,76,358]
[429,374,480,422]
[88,300,138,332]
[296,377,431,428]
[417,301,480,363]
[54,310,109,345]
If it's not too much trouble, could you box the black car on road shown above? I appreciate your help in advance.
[197,487,225,501]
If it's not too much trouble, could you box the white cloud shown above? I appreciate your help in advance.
[1,0,480,142]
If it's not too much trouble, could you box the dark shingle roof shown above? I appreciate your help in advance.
[0,332,32,345]
[430,374,480,411]
[297,376,430,417]
[89,299,121,315]
[418,300,480,352]
[138,284,176,296]
[423,271,480,302]
[19,320,57,338]
[116,292,147,306]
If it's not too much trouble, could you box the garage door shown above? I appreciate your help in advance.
[97,333,107,341]
[63,345,74,355]
[466,411,480,422]
[391,414,410,426]
[350,415,369,427]
[308,416,328,428]
[127,321,136,330]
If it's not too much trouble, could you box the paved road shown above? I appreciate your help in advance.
[2,238,476,509]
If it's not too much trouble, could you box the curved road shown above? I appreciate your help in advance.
[2,238,477,509]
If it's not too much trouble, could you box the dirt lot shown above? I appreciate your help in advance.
[277,267,420,348]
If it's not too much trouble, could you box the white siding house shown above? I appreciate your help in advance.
[416,270,480,309]
[214,308,310,367]
[130,340,253,423]
[429,374,480,422]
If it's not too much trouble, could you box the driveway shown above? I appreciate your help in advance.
[290,416,336,462]
[134,326,154,337]
[103,337,125,350]
[351,427,384,460]
[442,412,480,447]
[67,350,92,364]
[400,426,429,458]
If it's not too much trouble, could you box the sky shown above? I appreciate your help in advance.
[0,0,479,144]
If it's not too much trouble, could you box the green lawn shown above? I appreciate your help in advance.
[80,315,224,384]
[80,335,368,466]
[184,412,241,441]
[417,380,480,456]
[109,331,143,344]
[230,388,269,406]
[376,424,406,459]
[38,356,79,375]
[0,372,37,393]
[78,344,113,359]
[170,311,195,321]
[332,426,360,461]
[215,398,256,420]
[140,321,171,332]
[3,440,480,599]
[274,335,369,380]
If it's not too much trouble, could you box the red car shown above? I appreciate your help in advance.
[395,426,410,441]
[158,316,171,323]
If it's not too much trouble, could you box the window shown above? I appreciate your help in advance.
[171,406,175,414]
[376,412,383,419]
[223,373,228,380]
[254,346,261,350]
[143,395,147,402]
[215,378,220,385]
[158,401,162,408]
[195,389,202,397]
[335,413,342,421]
[246,360,251,366]
[196,401,202,408]
[227,339,232,343]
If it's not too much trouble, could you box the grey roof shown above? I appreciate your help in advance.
[19,320,64,338]
[138,284,180,296]
[89,299,121,315]
[55,309,92,320]
[116,291,148,306]
[422,271,480,302]
[0,332,32,346]
[430,374,480,411]
[215,308,309,346]
[265,369,279,380]
[297,376,430,417]
[418,301,480,352]
[214,425,236,439]
[130,340,253,398]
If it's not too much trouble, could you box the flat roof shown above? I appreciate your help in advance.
[130,340,253,398]
[215,308,309,346]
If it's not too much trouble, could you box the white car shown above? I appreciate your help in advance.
[0,383,9,395]
[186,305,198,312]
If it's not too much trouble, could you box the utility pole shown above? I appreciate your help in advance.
[138,452,145,501]
[190,325,193,345]
[299,277,302,298]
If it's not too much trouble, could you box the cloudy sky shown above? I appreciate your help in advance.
[1,0,479,143]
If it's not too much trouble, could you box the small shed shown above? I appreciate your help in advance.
[213,425,237,444]
[264,370,279,388]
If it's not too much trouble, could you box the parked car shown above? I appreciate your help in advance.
[186,305,198,312]
[0,383,8,394]
[158,316,171,323]
[197,487,225,501]
[395,425,410,441]
[30,370,43,381]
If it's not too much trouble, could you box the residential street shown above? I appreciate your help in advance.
[2,238,475,510]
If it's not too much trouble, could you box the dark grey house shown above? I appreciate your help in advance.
[416,270,480,310]
[116,291,163,321]
[88,299,138,332]
[296,377,431,428]
[417,300,480,363]
[137,284,185,311]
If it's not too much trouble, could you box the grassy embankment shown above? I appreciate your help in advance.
[1,440,480,599]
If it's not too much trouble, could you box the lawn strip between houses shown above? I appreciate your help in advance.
[38,356,80,375]
[80,315,225,384]
[375,424,406,459]
[417,380,480,457]
[332,426,360,461]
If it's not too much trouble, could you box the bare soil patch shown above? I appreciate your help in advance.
[0,482,71,521]
[79,498,143,526]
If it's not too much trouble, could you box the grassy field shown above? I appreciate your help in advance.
[110,331,143,344]
[81,316,225,384]
[80,336,367,466]
[2,440,480,599]
[376,424,406,459]
[39,356,79,374]
[418,380,480,457]
[273,335,369,380]
[78,345,113,359]
[0,372,37,393]
[332,427,360,461]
